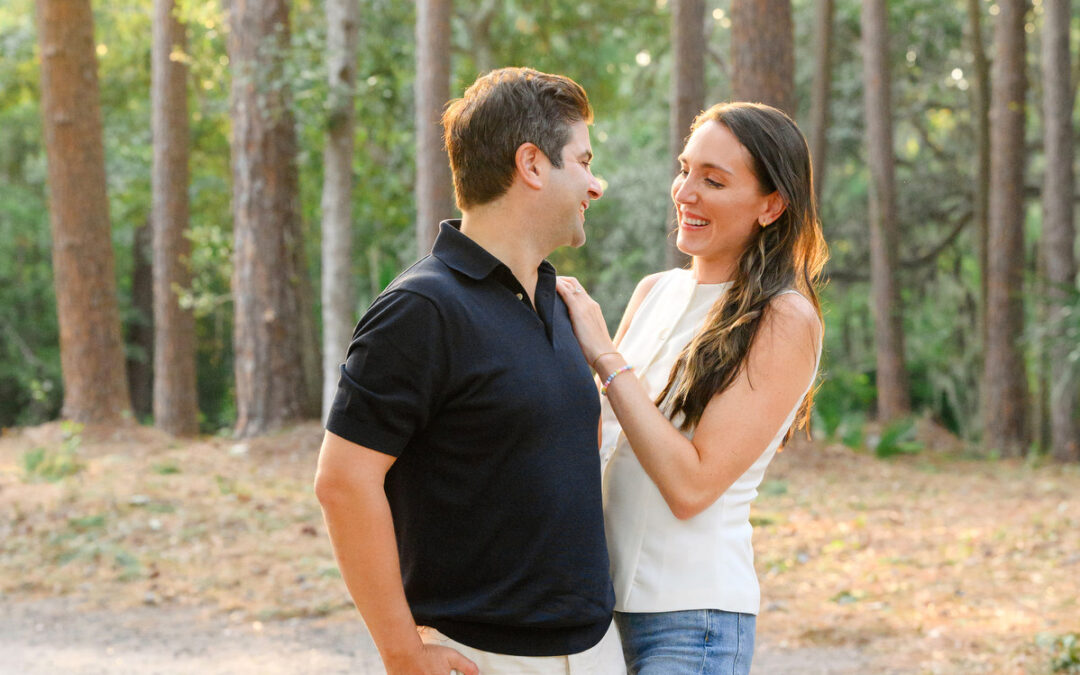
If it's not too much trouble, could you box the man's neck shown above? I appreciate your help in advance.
[459,206,548,301]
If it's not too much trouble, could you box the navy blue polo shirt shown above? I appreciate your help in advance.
[326,220,614,656]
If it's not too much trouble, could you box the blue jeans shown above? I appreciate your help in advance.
[614,609,755,675]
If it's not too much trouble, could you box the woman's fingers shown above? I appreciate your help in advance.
[556,275,586,298]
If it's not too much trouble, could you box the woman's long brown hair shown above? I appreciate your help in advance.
[656,102,829,435]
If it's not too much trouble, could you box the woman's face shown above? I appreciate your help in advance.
[671,120,782,269]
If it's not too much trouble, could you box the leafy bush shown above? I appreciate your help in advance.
[813,367,876,446]
[20,421,84,482]
[872,417,924,458]
[1037,633,1080,673]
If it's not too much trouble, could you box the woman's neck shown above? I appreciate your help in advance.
[691,255,738,284]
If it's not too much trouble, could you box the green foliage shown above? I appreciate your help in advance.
[1037,633,1080,673]
[68,514,107,531]
[21,422,85,482]
[872,417,924,458]
[0,0,1075,437]
[759,479,789,498]
[0,0,61,427]
[813,361,876,444]
[153,463,181,475]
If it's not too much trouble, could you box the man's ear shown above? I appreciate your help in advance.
[515,142,547,190]
[758,191,787,228]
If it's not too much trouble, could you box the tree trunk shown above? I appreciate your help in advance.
[460,0,497,75]
[35,0,132,424]
[229,0,319,438]
[414,0,453,257]
[965,0,992,355]
[127,220,154,421]
[860,0,910,421]
[667,0,704,269]
[810,0,834,205]
[152,0,198,436]
[1040,0,1078,461]
[983,0,1029,456]
[730,0,795,116]
[321,0,358,420]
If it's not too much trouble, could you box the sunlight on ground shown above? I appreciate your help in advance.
[1,421,1077,674]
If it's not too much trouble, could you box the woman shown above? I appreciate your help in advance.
[556,102,827,675]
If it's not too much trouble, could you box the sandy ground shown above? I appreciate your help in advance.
[0,596,875,674]
[3,420,1076,674]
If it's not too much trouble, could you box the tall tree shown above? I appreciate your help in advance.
[127,220,154,421]
[1040,0,1078,461]
[860,0,910,421]
[966,0,992,349]
[730,0,794,116]
[320,0,358,419]
[414,0,453,257]
[983,0,1029,456]
[667,0,704,268]
[35,0,131,423]
[810,0,834,204]
[152,0,198,435]
[228,0,320,437]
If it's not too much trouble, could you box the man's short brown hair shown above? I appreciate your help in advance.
[442,67,593,211]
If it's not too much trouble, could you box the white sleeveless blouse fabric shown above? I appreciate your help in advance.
[600,268,819,615]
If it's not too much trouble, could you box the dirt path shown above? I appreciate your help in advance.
[1,596,878,674]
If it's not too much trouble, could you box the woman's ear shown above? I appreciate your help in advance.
[515,142,547,190]
[758,191,787,227]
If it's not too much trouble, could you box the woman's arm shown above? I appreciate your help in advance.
[558,279,820,520]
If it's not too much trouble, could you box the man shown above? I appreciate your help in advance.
[314,68,621,674]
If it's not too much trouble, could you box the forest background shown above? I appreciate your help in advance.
[3,1,1080,478]
[2,1,1080,672]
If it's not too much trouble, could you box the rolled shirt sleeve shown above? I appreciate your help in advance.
[325,290,448,457]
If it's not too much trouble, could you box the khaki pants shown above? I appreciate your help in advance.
[419,620,626,675]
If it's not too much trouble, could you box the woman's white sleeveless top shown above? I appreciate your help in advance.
[600,268,819,614]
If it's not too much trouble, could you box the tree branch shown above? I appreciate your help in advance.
[824,205,972,283]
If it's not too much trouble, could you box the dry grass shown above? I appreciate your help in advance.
[758,432,1080,674]
[1,420,1077,674]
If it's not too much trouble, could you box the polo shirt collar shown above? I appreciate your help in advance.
[431,220,558,342]
[431,219,557,282]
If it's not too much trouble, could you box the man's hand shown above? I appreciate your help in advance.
[384,643,479,675]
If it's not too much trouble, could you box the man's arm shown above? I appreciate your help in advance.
[314,431,478,675]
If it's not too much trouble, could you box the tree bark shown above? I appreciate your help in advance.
[966,0,991,356]
[730,0,795,116]
[1040,0,1078,461]
[35,0,132,424]
[983,0,1029,456]
[860,0,910,421]
[414,0,453,257]
[228,0,320,438]
[127,220,154,421]
[667,0,704,269]
[320,0,358,420]
[810,0,834,205]
[152,0,198,435]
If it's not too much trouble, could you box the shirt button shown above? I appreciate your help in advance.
[516,293,524,300]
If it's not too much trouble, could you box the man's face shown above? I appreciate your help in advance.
[546,121,604,249]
